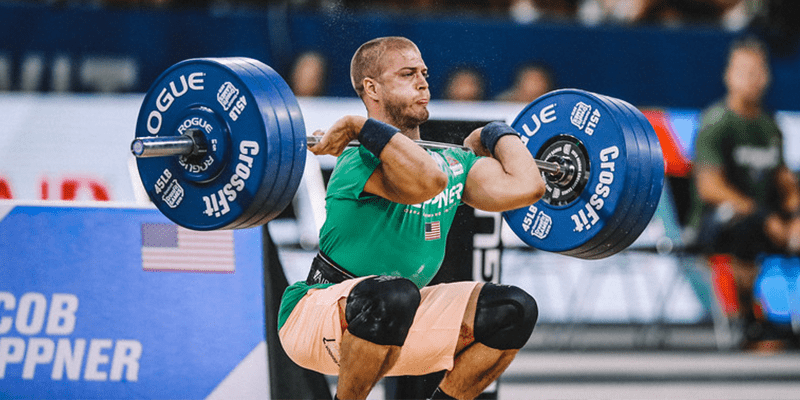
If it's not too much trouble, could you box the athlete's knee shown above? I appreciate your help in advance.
[473,283,538,350]
[345,276,421,346]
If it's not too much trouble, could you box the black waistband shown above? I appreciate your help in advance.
[306,251,357,285]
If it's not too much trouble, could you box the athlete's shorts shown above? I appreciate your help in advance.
[278,277,480,376]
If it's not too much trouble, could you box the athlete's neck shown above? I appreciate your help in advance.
[399,126,422,141]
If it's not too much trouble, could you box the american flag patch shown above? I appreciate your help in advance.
[424,221,441,241]
[141,223,235,273]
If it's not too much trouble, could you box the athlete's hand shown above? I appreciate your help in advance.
[463,127,491,158]
[308,115,367,157]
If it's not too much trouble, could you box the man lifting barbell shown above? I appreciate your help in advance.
[279,36,542,400]
[131,34,664,400]
[131,60,663,260]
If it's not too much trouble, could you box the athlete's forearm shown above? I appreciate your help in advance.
[492,135,541,186]
[462,136,545,212]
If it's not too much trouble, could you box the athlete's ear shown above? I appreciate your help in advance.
[364,77,380,102]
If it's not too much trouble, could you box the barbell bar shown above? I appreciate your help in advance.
[131,132,570,179]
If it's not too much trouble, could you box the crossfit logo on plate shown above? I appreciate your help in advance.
[521,204,552,239]
[202,141,260,218]
[217,82,239,111]
[571,146,618,232]
[161,180,184,209]
[570,102,602,136]
[154,169,184,209]
[570,102,591,129]
[217,83,248,121]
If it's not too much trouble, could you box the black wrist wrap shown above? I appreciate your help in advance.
[480,121,520,156]
[359,118,398,157]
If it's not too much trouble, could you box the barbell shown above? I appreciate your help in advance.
[132,135,574,181]
[131,57,664,260]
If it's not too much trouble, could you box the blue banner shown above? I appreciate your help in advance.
[0,204,267,399]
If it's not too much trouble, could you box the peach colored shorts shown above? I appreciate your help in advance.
[279,277,480,376]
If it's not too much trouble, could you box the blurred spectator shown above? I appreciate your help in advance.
[688,37,800,351]
[576,0,658,25]
[441,67,486,101]
[289,51,328,97]
[341,0,512,14]
[716,0,762,31]
[511,0,579,23]
[575,0,759,29]
[649,0,754,27]
[494,63,554,103]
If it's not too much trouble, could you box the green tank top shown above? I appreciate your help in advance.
[320,146,480,288]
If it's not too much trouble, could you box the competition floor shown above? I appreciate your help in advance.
[499,349,800,400]
[330,343,800,400]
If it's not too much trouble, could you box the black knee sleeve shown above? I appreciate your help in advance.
[345,276,421,346]
[473,283,538,350]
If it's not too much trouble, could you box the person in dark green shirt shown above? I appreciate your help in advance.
[278,37,545,400]
[689,37,800,349]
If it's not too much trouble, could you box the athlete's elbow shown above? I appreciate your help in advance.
[493,178,545,212]
[518,175,545,206]
[529,176,546,203]
[508,161,546,206]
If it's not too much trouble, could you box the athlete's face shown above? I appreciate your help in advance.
[375,47,430,130]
